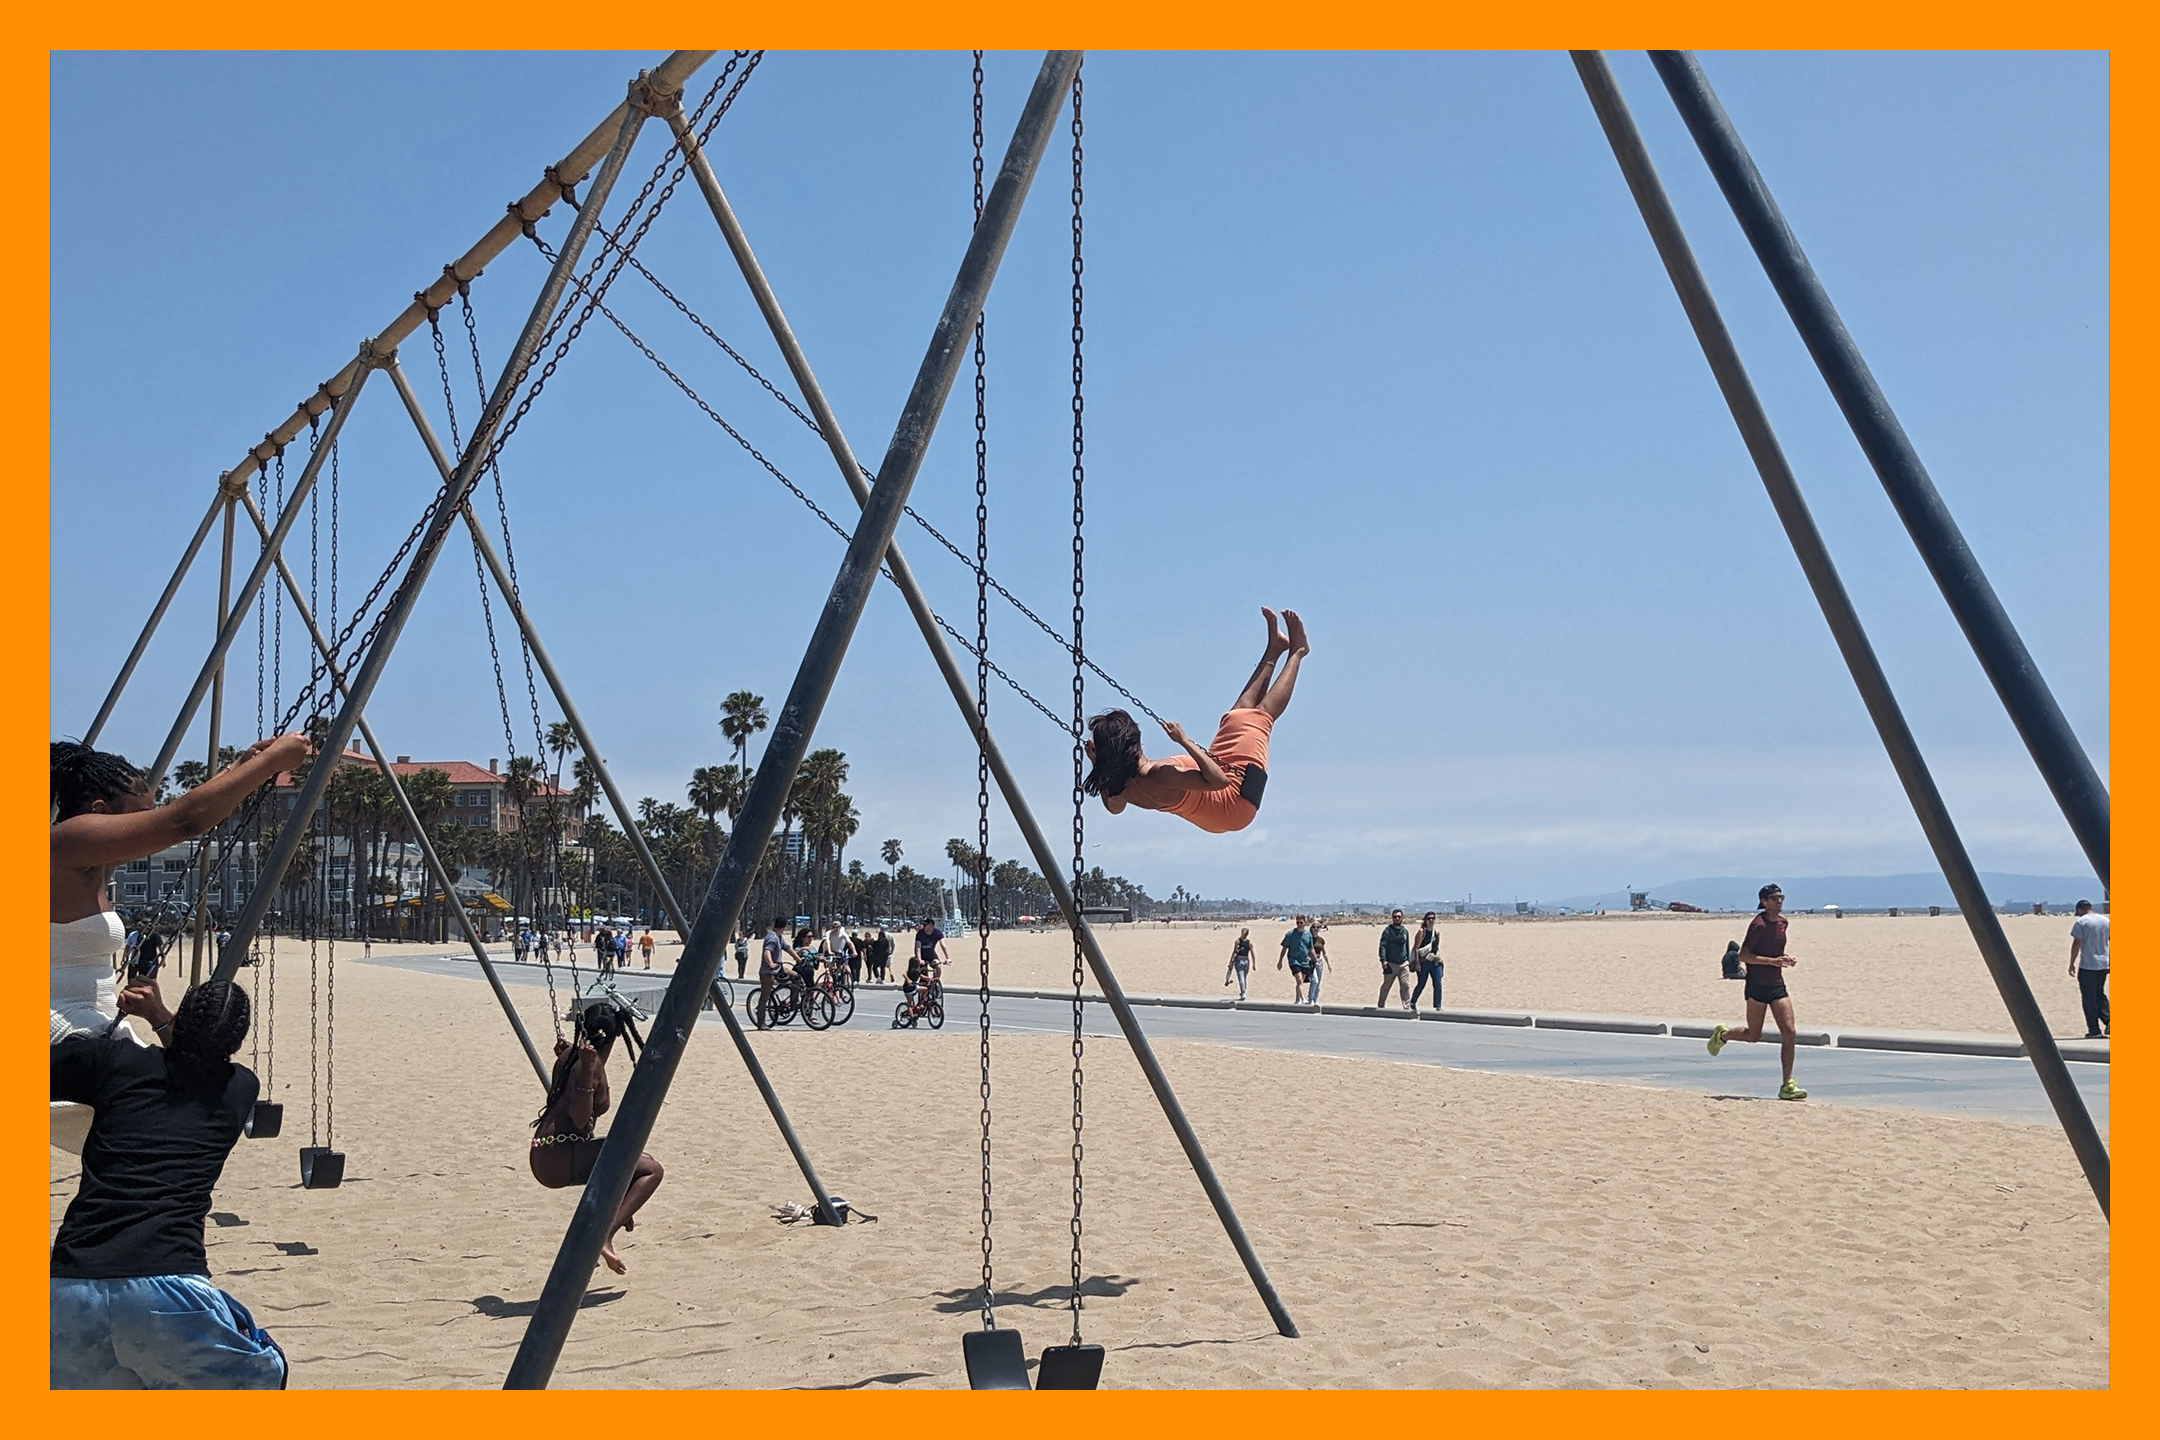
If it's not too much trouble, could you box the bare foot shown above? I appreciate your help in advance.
[1283,609,1310,656]
[600,1242,627,1275]
[1260,607,1288,657]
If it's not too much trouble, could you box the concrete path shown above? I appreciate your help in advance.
[360,953,2108,1135]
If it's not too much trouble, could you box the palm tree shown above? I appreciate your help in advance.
[719,690,768,818]
[687,765,732,827]
[881,838,903,872]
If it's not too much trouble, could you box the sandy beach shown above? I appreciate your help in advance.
[53,950,2109,1389]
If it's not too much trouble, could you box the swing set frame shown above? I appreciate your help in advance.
[75,48,2108,1392]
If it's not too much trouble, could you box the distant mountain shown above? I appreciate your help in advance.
[1553,873,2104,913]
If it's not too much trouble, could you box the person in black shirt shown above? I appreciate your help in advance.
[50,978,286,1389]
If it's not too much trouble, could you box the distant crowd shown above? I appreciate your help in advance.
[1226,909,1445,1011]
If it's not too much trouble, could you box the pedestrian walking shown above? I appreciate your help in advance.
[1225,927,1254,999]
[1376,908,1414,1009]
[1307,924,1329,1003]
[2069,899,2110,1038]
[1277,917,1314,1002]
[1409,910,1443,1012]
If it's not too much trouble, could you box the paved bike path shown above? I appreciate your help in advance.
[360,953,2108,1134]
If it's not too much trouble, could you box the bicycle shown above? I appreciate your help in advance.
[749,975,803,1030]
[801,955,856,1030]
[892,968,944,1030]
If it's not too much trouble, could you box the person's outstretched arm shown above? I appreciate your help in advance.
[1159,720,1232,791]
[53,733,312,870]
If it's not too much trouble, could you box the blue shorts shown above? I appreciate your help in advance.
[51,1274,287,1390]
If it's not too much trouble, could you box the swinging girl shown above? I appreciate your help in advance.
[1085,608,1308,835]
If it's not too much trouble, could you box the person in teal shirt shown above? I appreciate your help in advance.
[1277,918,1314,1003]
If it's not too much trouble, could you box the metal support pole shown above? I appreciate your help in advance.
[505,50,1083,1389]
[235,489,550,1088]
[1574,51,2108,1218]
[668,102,1300,1338]
[190,496,240,985]
[216,92,654,985]
[145,365,372,794]
[206,51,716,499]
[380,354,842,1202]
[84,490,225,748]
[1646,50,2110,890]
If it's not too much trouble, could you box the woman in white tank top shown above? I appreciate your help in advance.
[50,734,312,1152]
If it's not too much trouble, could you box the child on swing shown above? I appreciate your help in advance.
[1085,608,1307,835]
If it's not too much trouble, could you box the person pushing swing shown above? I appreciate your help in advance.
[1084,607,1308,835]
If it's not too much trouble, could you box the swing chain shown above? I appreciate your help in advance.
[970,49,995,1334]
[1067,59,1088,1343]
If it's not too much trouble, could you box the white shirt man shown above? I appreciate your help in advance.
[2068,901,2110,1039]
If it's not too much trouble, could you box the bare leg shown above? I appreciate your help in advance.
[1735,997,1768,1042]
[1769,997,1798,1083]
[600,1153,665,1274]
[1235,607,1291,711]
[1256,610,1310,720]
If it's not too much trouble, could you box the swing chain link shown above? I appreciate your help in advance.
[1068,60,1088,1343]
[970,50,996,1334]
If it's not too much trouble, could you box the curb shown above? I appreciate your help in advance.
[1233,1000,1319,1015]
[1834,1028,2025,1059]
[1320,1004,1420,1021]
[1533,1012,1669,1037]
[1670,1020,1833,1048]
[1421,1008,1534,1028]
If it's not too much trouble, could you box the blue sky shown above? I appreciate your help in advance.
[50,50,2109,904]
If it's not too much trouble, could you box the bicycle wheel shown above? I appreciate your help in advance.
[772,982,800,1027]
[803,989,835,1031]
[926,995,945,1029]
[749,990,776,1031]
[829,983,856,1027]
[894,1000,914,1029]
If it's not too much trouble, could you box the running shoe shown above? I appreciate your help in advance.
[1778,1079,1807,1101]
[1707,1024,1728,1057]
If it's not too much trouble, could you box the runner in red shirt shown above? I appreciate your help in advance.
[1707,883,1806,1100]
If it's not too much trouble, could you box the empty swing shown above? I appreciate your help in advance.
[961,55,1104,1393]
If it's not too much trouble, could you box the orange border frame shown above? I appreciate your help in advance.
[9,4,2136,1425]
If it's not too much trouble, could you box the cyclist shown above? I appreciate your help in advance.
[759,918,796,1012]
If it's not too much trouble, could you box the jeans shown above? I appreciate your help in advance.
[2078,967,2110,1035]
[1230,964,1248,998]
[1410,960,1442,1009]
[1306,967,1324,1003]
[51,1274,286,1390]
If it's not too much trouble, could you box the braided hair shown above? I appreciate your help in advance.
[52,739,147,821]
[165,979,250,1098]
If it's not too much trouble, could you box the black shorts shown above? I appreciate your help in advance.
[531,1135,604,1189]
[1744,979,1789,1006]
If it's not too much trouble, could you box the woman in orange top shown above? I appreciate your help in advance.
[1085,608,1307,835]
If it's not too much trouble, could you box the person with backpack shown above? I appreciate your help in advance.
[51,978,287,1389]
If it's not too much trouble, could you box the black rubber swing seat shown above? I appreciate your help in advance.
[244,1101,283,1139]
[963,1327,1030,1390]
[299,1146,345,1189]
[963,1329,1105,1391]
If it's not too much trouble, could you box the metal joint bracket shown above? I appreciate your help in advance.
[217,469,248,499]
[627,69,684,119]
[508,198,543,240]
[543,165,580,210]
[445,261,474,297]
[358,337,397,370]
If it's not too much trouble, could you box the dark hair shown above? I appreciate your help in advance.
[1084,710,1144,798]
[1758,883,1783,901]
[2076,899,2093,912]
[52,739,147,821]
[166,980,250,1097]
